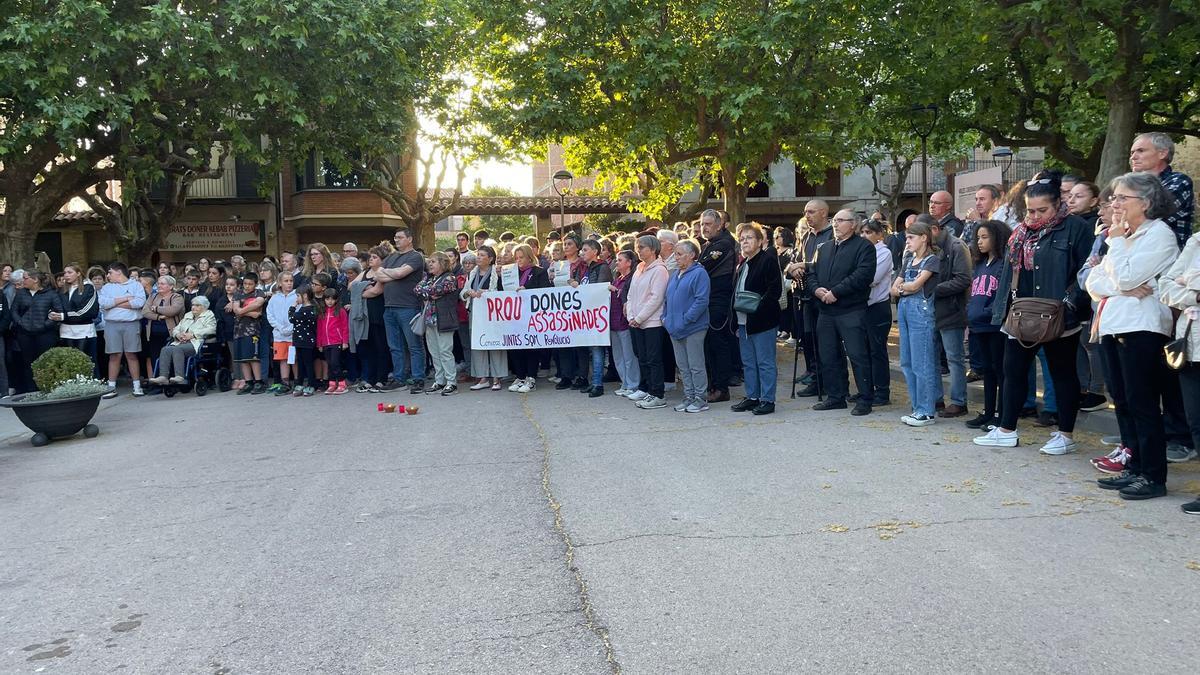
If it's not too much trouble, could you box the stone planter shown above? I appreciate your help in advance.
[0,392,103,446]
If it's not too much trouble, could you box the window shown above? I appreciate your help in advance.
[795,167,842,197]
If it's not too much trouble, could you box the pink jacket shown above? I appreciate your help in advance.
[317,306,350,348]
[625,258,669,328]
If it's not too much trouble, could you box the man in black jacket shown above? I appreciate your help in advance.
[785,200,834,384]
[929,191,965,238]
[698,208,737,403]
[801,210,876,415]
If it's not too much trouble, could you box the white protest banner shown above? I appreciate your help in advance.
[954,166,1003,217]
[471,284,612,350]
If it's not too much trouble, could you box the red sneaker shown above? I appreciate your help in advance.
[333,380,348,395]
[324,380,337,395]
[1092,446,1132,475]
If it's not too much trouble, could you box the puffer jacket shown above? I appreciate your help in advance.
[13,287,63,335]
[1158,232,1200,362]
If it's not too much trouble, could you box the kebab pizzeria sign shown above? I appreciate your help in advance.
[162,222,263,252]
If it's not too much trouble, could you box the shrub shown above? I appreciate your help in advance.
[32,347,95,392]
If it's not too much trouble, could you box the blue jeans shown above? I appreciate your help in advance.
[898,294,937,416]
[383,306,425,383]
[589,346,605,388]
[738,325,777,403]
[1024,348,1057,413]
[935,327,967,407]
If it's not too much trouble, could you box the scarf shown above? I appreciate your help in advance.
[1008,200,1068,271]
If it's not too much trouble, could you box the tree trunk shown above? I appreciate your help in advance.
[0,195,58,268]
[720,163,748,227]
[0,216,41,269]
[414,216,437,253]
[1096,86,1140,186]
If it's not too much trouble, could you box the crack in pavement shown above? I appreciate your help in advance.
[573,507,1125,548]
[523,396,621,674]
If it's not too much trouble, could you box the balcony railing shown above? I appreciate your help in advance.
[879,158,1044,195]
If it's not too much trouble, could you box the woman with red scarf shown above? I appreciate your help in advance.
[974,172,1094,455]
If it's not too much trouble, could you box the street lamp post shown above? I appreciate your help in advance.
[552,170,574,232]
[991,146,1015,190]
[907,104,940,207]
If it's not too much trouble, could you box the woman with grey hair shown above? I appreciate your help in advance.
[625,234,670,409]
[150,295,217,384]
[1159,229,1200,515]
[461,245,507,390]
[662,239,711,412]
[1086,172,1181,500]
[142,274,184,389]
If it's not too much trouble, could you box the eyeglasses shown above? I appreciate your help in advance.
[928,200,952,205]
[1110,194,1143,204]
[833,217,856,223]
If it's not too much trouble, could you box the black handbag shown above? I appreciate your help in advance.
[1165,318,1193,370]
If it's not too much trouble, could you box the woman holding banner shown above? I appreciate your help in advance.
[462,245,508,391]
[508,244,550,393]
[626,235,670,410]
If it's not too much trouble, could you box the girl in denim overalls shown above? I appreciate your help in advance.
[891,220,941,426]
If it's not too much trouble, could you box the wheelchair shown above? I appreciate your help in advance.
[153,338,233,397]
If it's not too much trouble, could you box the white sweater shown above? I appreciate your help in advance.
[1086,218,1179,337]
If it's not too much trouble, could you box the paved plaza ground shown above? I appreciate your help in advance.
[1,359,1198,673]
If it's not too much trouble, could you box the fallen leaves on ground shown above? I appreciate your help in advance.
[943,479,984,494]
[1187,561,1200,572]
[822,524,849,533]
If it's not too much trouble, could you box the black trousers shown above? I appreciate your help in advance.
[799,300,819,375]
[1162,372,1191,447]
[323,346,345,380]
[974,331,1006,418]
[362,323,390,385]
[1000,332,1081,432]
[15,330,58,393]
[661,327,676,384]
[1102,332,1168,484]
[815,307,873,404]
[511,349,540,379]
[864,301,892,402]
[631,326,664,398]
[704,308,735,391]
[1178,363,1200,453]
[295,346,316,387]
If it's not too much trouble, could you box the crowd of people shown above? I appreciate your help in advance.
[0,133,1195,514]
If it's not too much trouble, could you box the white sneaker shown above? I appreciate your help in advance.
[1039,431,1078,456]
[614,388,630,397]
[148,375,169,385]
[673,399,691,412]
[685,400,710,413]
[524,377,536,391]
[627,390,648,401]
[514,379,531,393]
[636,395,666,409]
[547,376,561,384]
[508,380,523,392]
[973,427,1019,447]
[901,414,935,427]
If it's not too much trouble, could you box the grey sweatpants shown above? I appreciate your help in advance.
[670,329,708,402]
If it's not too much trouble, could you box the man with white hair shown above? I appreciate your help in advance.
[342,242,359,259]
[1130,132,1194,249]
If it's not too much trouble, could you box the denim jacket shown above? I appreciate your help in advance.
[990,213,1095,331]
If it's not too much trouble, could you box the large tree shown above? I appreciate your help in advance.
[948,0,1200,183]
[0,0,437,266]
[470,0,872,225]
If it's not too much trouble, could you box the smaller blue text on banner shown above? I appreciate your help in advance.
[471,284,612,350]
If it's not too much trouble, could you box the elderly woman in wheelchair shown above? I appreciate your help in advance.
[149,295,218,386]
